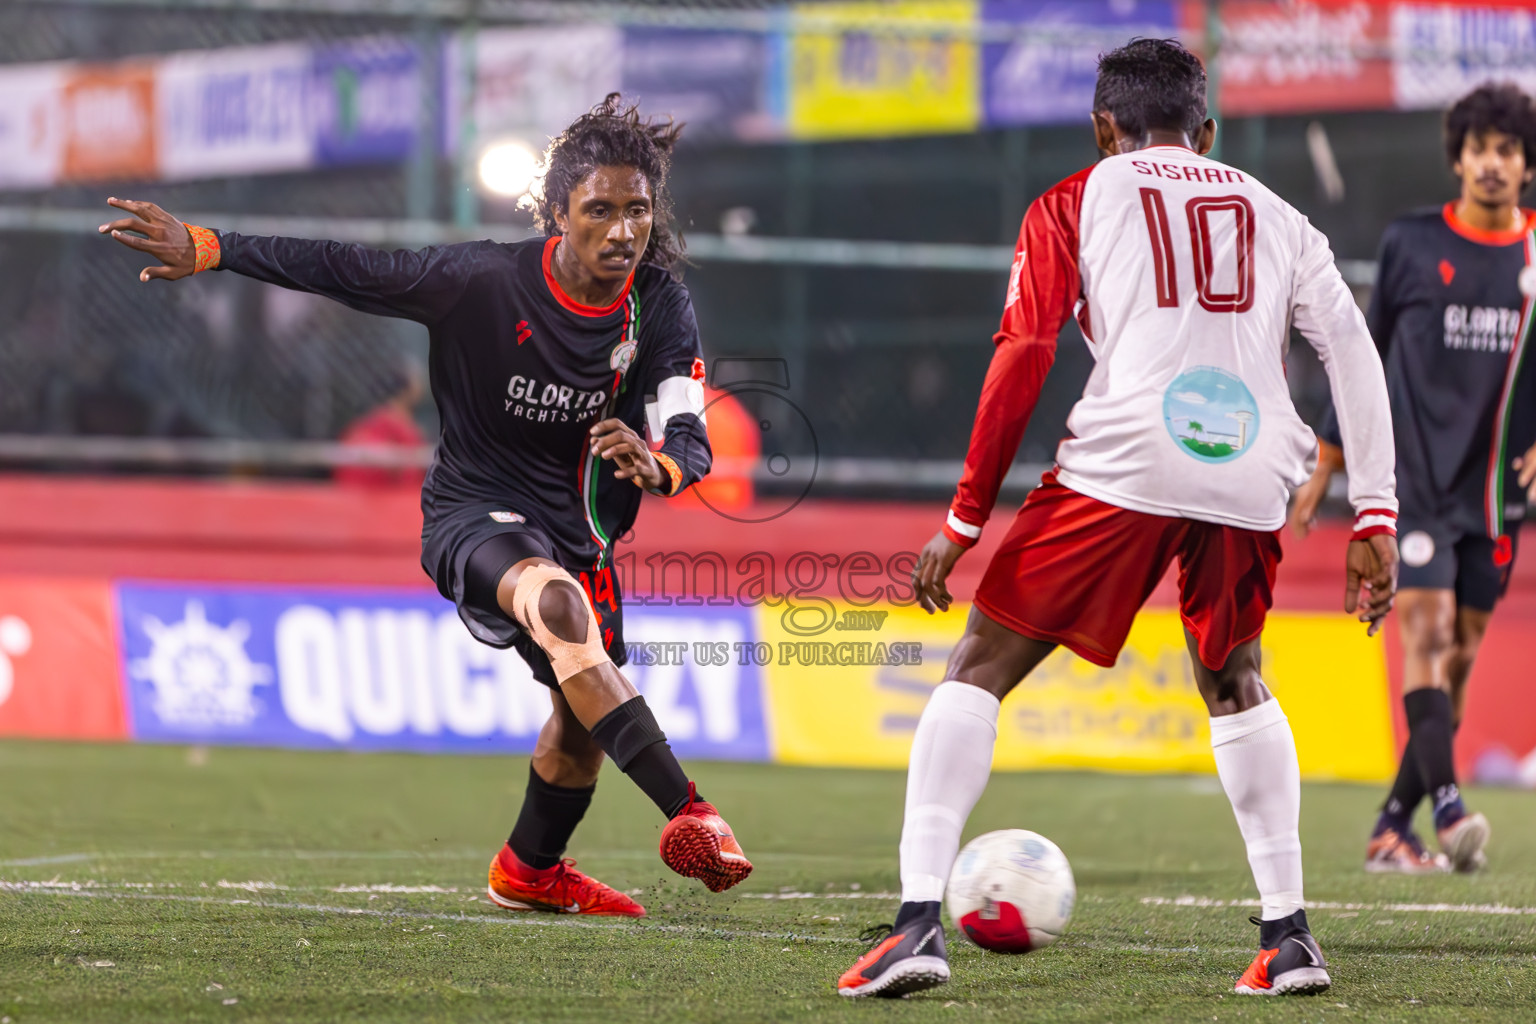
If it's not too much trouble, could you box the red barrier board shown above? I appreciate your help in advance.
[0,577,125,740]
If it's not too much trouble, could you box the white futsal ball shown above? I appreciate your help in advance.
[945,829,1075,953]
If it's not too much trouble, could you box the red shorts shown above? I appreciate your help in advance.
[973,472,1282,670]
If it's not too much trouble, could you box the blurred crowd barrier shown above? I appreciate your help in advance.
[2,472,1533,784]
[3,1,1535,182]
[0,1,1532,488]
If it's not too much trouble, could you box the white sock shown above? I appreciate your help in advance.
[1211,698,1304,921]
[899,681,1000,904]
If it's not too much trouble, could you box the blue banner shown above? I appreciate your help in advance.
[310,37,421,166]
[620,28,782,141]
[115,582,769,760]
[981,0,1176,127]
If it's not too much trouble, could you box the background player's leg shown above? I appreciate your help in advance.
[896,608,1055,921]
[1447,604,1491,724]
[1188,632,1305,923]
[1395,589,1469,832]
[507,691,604,869]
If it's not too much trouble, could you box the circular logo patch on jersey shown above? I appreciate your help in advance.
[1519,265,1536,298]
[610,339,637,377]
[1163,366,1260,464]
[1401,530,1435,568]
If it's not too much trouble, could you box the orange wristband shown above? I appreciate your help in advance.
[651,452,684,495]
[185,224,221,273]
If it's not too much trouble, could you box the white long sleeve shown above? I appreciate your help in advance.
[1290,221,1398,525]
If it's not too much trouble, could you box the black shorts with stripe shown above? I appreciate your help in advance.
[420,501,628,689]
[1397,512,1523,613]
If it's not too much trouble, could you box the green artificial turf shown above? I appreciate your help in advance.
[1,740,1533,1023]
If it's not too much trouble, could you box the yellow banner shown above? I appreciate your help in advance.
[787,1,980,139]
[759,603,1396,781]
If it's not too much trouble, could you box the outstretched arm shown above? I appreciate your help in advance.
[100,197,477,324]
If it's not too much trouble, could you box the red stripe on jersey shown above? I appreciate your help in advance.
[949,164,1093,532]
[542,236,635,317]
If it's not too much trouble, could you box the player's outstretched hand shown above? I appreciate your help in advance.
[1514,442,1536,503]
[1344,533,1398,636]
[913,530,965,615]
[99,198,198,282]
[1288,440,1343,539]
[589,418,665,491]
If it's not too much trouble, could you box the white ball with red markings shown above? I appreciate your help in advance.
[945,829,1075,953]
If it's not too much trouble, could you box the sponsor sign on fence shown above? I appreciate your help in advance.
[983,1,1178,127]
[0,573,1490,783]
[113,582,768,760]
[621,28,783,141]
[787,0,981,139]
[762,603,1397,781]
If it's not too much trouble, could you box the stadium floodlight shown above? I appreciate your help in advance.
[478,140,539,198]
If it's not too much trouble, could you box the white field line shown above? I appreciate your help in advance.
[7,887,1533,965]
[1141,895,1536,916]
[0,849,850,867]
[6,887,861,945]
[0,850,488,867]
[7,880,1536,919]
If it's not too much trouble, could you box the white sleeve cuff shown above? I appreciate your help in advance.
[946,511,982,539]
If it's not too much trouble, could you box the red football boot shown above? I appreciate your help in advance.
[486,844,645,917]
[658,783,753,893]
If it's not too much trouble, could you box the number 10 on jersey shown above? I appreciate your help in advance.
[1139,188,1256,314]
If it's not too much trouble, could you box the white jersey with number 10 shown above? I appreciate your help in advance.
[944,146,1396,546]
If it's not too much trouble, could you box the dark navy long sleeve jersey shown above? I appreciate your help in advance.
[1321,203,1536,538]
[214,232,712,570]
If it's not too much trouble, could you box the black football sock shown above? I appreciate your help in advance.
[507,763,595,870]
[1378,734,1427,834]
[1403,689,1464,830]
[589,696,697,818]
[894,900,943,929]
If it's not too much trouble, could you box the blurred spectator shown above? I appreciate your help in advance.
[335,363,427,489]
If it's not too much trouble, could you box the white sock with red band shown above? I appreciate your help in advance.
[898,681,1000,904]
[1211,699,1305,921]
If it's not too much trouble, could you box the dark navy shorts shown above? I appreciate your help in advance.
[1396,514,1521,613]
[420,501,627,688]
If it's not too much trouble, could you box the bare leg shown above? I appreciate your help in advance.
[1183,631,1270,716]
[1446,605,1491,724]
[532,689,605,788]
[942,605,1059,700]
[1398,588,1458,699]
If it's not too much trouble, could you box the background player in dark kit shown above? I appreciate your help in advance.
[101,95,752,915]
[1293,83,1536,875]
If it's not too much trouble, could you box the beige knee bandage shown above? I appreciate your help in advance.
[510,564,610,683]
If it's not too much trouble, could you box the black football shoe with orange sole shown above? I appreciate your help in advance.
[1234,909,1331,996]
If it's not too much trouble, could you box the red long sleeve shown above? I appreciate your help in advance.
[945,167,1089,547]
